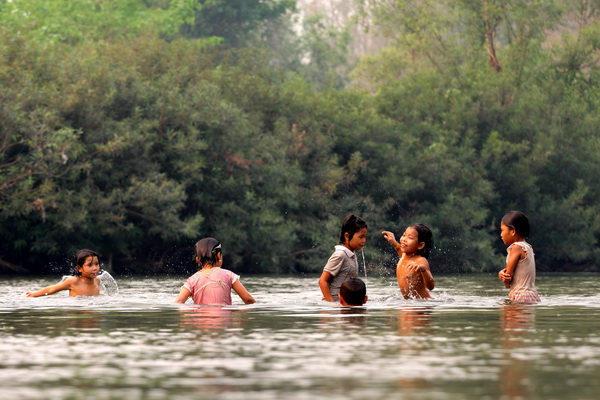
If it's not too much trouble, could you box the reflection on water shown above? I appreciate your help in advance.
[179,306,244,332]
[339,307,368,328]
[396,306,433,394]
[65,310,102,332]
[500,303,536,399]
[0,274,600,400]
[397,306,432,337]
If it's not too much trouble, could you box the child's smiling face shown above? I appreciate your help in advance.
[347,227,368,252]
[400,227,424,256]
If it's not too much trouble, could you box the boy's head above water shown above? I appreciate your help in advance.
[339,277,368,306]
[74,249,100,277]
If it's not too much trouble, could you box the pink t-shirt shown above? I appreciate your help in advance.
[183,268,239,305]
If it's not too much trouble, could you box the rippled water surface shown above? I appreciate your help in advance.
[1,273,599,399]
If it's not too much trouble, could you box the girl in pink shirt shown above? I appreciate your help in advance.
[174,237,255,305]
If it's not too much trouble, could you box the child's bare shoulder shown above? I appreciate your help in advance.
[508,243,526,253]
[410,257,431,274]
[414,255,430,267]
[62,276,78,285]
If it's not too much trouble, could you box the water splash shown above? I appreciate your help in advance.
[361,250,368,283]
[99,270,119,296]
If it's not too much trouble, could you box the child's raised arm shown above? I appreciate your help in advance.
[26,277,75,297]
[382,231,402,256]
[232,280,255,304]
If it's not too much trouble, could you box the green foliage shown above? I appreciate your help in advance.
[180,0,296,46]
[295,14,353,90]
[0,0,198,44]
[2,0,600,275]
[352,0,600,272]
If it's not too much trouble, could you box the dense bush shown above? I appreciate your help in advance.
[1,0,599,274]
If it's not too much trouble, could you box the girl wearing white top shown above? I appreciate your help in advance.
[498,211,540,303]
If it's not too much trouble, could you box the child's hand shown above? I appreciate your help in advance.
[498,269,512,287]
[382,231,396,244]
[405,262,426,272]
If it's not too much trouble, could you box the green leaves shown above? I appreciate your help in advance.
[352,0,600,272]
[0,0,199,44]
[2,1,600,274]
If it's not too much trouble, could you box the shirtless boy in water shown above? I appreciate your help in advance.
[382,224,435,299]
[26,249,101,297]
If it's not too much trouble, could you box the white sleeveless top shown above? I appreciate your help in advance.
[507,241,540,303]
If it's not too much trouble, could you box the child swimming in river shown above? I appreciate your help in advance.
[174,237,255,305]
[498,211,540,303]
[382,223,434,299]
[26,249,102,297]
[319,214,368,302]
[339,277,368,306]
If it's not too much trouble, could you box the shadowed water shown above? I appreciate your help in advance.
[1,273,599,399]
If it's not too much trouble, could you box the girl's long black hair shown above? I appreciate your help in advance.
[409,223,433,259]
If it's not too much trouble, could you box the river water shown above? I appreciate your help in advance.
[1,273,599,399]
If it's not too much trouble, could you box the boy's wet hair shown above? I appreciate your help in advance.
[501,210,530,237]
[409,223,433,259]
[74,249,100,276]
[339,214,368,244]
[340,277,367,306]
[194,237,222,266]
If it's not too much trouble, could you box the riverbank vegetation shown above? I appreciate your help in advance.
[1,0,599,275]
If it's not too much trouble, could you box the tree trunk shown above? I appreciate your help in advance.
[0,257,29,273]
[105,252,113,273]
[483,0,502,72]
